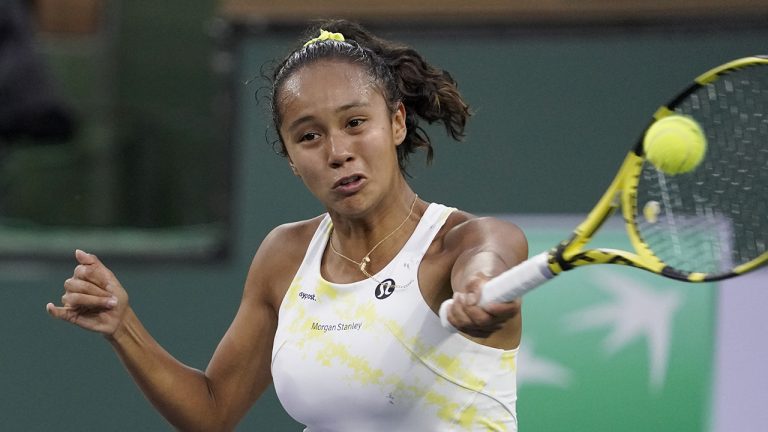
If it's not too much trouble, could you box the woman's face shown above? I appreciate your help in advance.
[277,60,406,215]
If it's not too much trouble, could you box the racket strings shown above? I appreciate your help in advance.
[635,64,768,277]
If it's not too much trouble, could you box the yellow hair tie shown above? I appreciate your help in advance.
[303,29,345,47]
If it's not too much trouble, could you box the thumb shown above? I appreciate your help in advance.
[464,274,492,306]
[46,303,72,321]
[462,286,480,307]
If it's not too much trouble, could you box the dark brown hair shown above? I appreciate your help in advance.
[270,19,470,173]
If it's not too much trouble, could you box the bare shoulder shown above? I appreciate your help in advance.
[441,210,528,266]
[258,216,325,262]
[244,215,326,310]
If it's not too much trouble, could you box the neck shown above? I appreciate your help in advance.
[329,192,422,270]
[331,191,419,245]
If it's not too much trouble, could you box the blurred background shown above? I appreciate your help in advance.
[1,0,766,430]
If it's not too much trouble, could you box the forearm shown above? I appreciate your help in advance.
[451,249,510,294]
[48,249,266,430]
[442,218,526,347]
[108,308,223,431]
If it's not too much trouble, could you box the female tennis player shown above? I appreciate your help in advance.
[46,19,527,431]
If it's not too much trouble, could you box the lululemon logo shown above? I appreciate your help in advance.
[374,279,396,300]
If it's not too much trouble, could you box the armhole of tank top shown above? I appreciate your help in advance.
[277,215,332,314]
[412,204,457,258]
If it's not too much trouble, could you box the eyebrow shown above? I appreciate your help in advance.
[285,100,371,133]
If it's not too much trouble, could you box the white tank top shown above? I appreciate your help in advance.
[271,203,518,432]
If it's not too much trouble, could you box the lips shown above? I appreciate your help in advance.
[333,174,365,193]
[333,174,362,188]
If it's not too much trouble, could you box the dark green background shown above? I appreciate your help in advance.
[1,4,766,430]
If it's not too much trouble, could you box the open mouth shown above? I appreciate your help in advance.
[339,176,360,186]
[334,175,363,189]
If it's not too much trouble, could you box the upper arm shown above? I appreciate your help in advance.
[202,222,312,429]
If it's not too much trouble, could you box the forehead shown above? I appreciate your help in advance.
[278,60,382,115]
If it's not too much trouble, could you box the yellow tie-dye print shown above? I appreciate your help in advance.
[315,278,339,301]
[314,339,385,385]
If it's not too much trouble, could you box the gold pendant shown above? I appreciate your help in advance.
[360,256,371,273]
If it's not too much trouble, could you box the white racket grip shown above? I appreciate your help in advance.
[478,252,555,305]
[439,252,554,330]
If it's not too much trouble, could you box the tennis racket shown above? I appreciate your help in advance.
[440,56,768,328]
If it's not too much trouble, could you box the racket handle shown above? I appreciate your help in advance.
[479,252,554,304]
[439,252,554,330]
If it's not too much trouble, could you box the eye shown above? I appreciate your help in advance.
[347,118,365,128]
[298,132,319,142]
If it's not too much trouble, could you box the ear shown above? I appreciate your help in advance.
[288,159,300,177]
[392,102,407,146]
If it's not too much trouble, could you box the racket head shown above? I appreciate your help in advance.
[625,56,768,282]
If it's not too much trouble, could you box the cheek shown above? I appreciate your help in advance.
[291,160,323,188]
[374,126,402,162]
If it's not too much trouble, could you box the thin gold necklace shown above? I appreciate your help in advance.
[329,194,419,282]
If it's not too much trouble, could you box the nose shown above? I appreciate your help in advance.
[327,134,354,169]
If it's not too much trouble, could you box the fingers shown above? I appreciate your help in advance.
[75,248,98,265]
[47,249,119,315]
[46,250,127,336]
[442,275,521,337]
[482,298,521,318]
[60,291,118,310]
[445,292,503,337]
[64,276,111,298]
[64,251,117,309]
[71,249,114,290]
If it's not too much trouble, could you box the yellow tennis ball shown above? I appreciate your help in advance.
[643,114,707,175]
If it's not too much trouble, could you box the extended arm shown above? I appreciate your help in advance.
[443,216,528,349]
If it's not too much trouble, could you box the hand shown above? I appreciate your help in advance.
[46,249,129,338]
[443,275,521,338]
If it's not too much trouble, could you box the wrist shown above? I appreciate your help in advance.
[105,306,137,345]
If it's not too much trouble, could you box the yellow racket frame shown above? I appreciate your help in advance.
[546,56,768,282]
